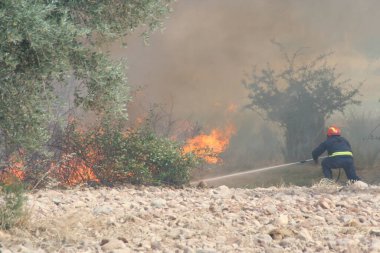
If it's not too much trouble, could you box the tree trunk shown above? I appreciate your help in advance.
[283,112,325,162]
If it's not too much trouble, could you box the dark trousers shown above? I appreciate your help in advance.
[321,156,360,181]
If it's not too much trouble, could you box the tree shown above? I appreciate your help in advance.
[244,51,361,161]
[0,0,173,159]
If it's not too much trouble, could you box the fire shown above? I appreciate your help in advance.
[0,154,99,186]
[0,119,237,186]
[183,125,236,164]
[0,137,101,186]
[55,153,99,186]
[0,153,26,184]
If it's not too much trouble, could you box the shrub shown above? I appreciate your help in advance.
[125,128,199,185]
[0,181,27,230]
[343,112,380,169]
[60,120,199,186]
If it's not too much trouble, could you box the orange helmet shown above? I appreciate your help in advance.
[327,126,341,136]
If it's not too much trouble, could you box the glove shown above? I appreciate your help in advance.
[314,158,319,165]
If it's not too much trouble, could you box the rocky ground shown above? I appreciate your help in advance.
[1,182,380,253]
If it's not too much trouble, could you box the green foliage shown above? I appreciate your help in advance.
[0,0,173,158]
[59,0,172,44]
[244,51,361,161]
[62,120,199,186]
[0,181,26,230]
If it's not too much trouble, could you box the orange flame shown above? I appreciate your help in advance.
[0,153,26,184]
[55,155,99,186]
[57,130,102,185]
[183,125,236,164]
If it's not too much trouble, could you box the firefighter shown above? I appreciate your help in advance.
[312,126,361,182]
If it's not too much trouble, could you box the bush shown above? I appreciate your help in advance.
[60,120,199,186]
[0,181,26,230]
[344,112,380,169]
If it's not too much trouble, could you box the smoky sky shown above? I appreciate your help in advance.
[110,0,380,126]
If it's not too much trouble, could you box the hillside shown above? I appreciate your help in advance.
[0,183,380,253]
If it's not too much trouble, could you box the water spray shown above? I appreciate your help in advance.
[191,156,327,185]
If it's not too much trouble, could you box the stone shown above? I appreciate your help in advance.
[151,198,167,208]
[276,214,289,225]
[318,198,331,209]
[0,248,12,253]
[197,181,208,188]
[1,184,379,252]
[269,228,294,240]
[93,206,113,215]
[52,198,63,205]
[151,241,162,250]
[112,249,133,253]
[370,239,380,252]
[255,234,273,245]
[350,180,369,189]
[101,238,126,251]
[297,228,312,241]
[195,249,217,253]
[9,245,46,253]
[0,230,11,240]
[264,204,277,214]
[279,238,296,248]
[370,229,380,236]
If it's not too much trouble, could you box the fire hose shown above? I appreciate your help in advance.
[191,156,333,185]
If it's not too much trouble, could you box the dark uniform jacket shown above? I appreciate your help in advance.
[312,136,353,161]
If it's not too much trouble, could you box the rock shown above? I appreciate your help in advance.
[0,230,11,240]
[255,234,273,245]
[276,214,289,225]
[151,241,162,250]
[197,181,208,188]
[370,239,380,252]
[213,185,231,198]
[100,239,110,246]
[318,198,332,209]
[297,228,312,241]
[0,248,12,253]
[1,184,379,252]
[279,238,296,248]
[263,247,284,253]
[52,198,63,205]
[264,204,277,214]
[151,198,167,208]
[269,228,294,240]
[339,215,354,223]
[93,206,113,215]
[117,237,128,244]
[195,249,217,253]
[345,245,362,253]
[101,238,126,251]
[209,203,216,212]
[112,249,133,253]
[350,180,369,189]
[370,229,380,236]
[9,245,46,253]
[345,219,360,227]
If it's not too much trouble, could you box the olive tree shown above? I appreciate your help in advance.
[0,0,172,158]
[244,52,361,161]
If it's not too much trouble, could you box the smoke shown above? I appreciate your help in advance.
[109,0,380,169]
[115,0,379,116]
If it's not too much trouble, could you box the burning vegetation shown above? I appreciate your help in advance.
[0,118,237,187]
[0,152,26,185]
[0,117,235,187]
[183,125,236,164]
